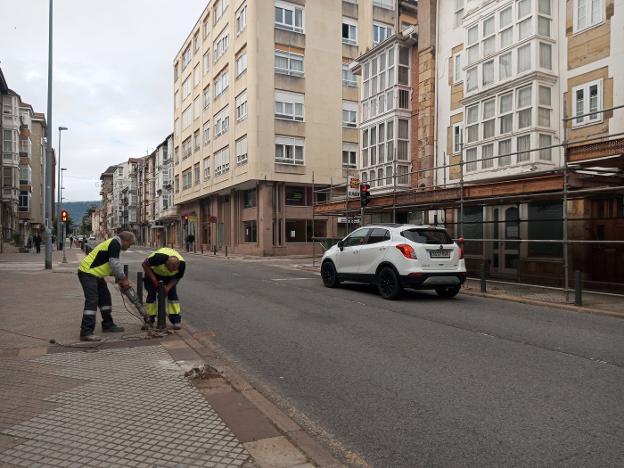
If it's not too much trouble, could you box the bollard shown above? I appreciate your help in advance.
[574,270,583,306]
[480,261,487,293]
[123,264,129,278]
[201,244,204,254]
[157,281,167,330]
[225,245,228,257]
[213,245,217,256]
[136,271,143,304]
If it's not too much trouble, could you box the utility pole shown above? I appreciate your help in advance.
[44,0,54,269]
[56,126,67,249]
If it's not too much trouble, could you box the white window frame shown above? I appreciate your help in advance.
[203,121,211,145]
[236,4,247,35]
[454,0,465,28]
[482,59,494,87]
[373,22,393,45]
[203,51,210,76]
[342,63,357,87]
[182,105,192,130]
[236,135,248,164]
[517,43,531,74]
[275,136,304,165]
[203,86,211,110]
[193,96,201,120]
[236,49,248,77]
[274,50,304,77]
[572,79,603,127]
[482,15,496,58]
[235,91,248,121]
[214,68,229,98]
[275,1,304,34]
[453,52,463,84]
[275,90,304,121]
[452,123,463,154]
[214,105,230,137]
[214,146,230,176]
[213,0,228,25]
[342,143,358,168]
[182,76,191,99]
[213,29,229,63]
[342,101,358,128]
[516,84,532,130]
[574,0,604,33]
[342,18,358,45]
[203,156,211,180]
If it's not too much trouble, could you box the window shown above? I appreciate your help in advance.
[466,67,478,92]
[539,42,552,70]
[483,98,496,139]
[482,60,494,86]
[182,45,192,71]
[194,163,200,185]
[539,134,552,160]
[453,53,463,84]
[182,169,192,190]
[373,23,393,45]
[274,50,304,76]
[214,106,230,137]
[174,62,179,82]
[213,0,228,24]
[275,1,304,33]
[214,30,229,63]
[538,16,551,37]
[482,143,494,168]
[182,105,192,130]
[499,52,512,80]
[538,85,552,127]
[203,121,211,144]
[517,85,532,129]
[500,26,513,48]
[182,137,192,159]
[498,139,512,166]
[236,135,248,164]
[573,80,602,126]
[236,4,247,35]
[466,147,477,172]
[342,143,357,168]
[174,147,179,164]
[182,76,191,99]
[453,123,463,154]
[236,49,247,77]
[193,65,200,87]
[454,0,464,28]
[203,16,210,39]
[174,175,179,192]
[517,134,531,162]
[235,91,248,121]
[574,0,603,32]
[214,146,230,175]
[243,221,257,242]
[518,17,532,40]
[203,51,210,75]
[203,157,211,180]
[194,31,200,53]
[342,18,357,44]
[193,130,201,151]
[275,136,304,165]
[482,16,496,57]
[275,91,304,121]
[343,101,357,127]
[466,104,479,144]
[499,93,513,134]
[174,90,180,110]
[193,96,201,120]
[203,86,211,110]
[374,0,394,9]
[518,43,531,73]
[214,68,229,97]
[517,0,531,19]
[342,64,357,87]
[398,119,409,160]
[539,0,551,15]
[467,24,479,65]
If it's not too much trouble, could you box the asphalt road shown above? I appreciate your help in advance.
[122,249,624,468]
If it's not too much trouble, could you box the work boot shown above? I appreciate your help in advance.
[141,318,155,331]
[80,334,102,342]
[170,323,182,330]
[102,324,125,333]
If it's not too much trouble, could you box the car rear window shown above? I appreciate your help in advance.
[401,228,453,244]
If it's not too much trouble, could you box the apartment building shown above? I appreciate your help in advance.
[172,0,412,255]
[152,134,178,247]
[30,113,47,236]
[137,151,156,245]
[111,159,139,233]
[99,165,116,238]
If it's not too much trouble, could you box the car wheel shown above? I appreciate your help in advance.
[321,261,340,288]
[377,267,403,300]
[436,286,461,298]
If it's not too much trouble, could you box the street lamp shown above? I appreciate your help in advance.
[57,126,68,250]
[60,168,67,262]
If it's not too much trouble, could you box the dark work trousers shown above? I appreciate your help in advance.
[143,275,181,324]
[78,271,114,336]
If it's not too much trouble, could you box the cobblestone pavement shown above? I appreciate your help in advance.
[0,346,252,468]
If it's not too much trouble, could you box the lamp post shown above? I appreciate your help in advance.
[60,168,67,262]
[56,126,68,249]
[44,0,54,269]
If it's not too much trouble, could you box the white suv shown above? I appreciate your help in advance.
[320,224,466,300]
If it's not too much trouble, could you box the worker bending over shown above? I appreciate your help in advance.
[77,231,135,341]
[142,247,186,329]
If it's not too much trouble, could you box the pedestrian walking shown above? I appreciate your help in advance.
[142,247,186,330]
[77,231,135,341]
[185,233,195,252]
[69,235,74,248]
[33,234,41,254]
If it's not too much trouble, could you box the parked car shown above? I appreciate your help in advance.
[320,224,466,300]
[88,235,96,240]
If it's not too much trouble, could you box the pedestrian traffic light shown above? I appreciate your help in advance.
[360,184,371,207]
[61,210,68,222]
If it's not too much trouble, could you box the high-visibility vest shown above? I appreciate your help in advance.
[148,247,185,277]
[78,238,117,278]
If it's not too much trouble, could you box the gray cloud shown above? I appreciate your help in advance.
[0,0,207,200]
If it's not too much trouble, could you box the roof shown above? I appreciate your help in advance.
[0,68,8,93]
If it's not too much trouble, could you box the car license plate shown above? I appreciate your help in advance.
[429,249,451,258]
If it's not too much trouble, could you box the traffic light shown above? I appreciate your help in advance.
[61,210,68,222]
[359,183,371,207]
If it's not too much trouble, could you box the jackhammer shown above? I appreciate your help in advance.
[120,286,152,328]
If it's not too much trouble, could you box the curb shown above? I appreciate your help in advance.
[174,327,346,468]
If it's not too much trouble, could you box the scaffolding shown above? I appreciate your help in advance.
[313,104,624,299]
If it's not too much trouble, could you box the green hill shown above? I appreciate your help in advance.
[62,201,100,224]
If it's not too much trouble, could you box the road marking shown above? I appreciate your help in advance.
[271,277,317,281]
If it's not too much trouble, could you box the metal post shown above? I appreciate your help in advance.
[56,128,61,249]
[213,245,217,255]
[44,0,54,270]
[345,171,349,235]
[312,171,316,267]
[574,270,582,306]
[393,147,397,223]
[225,245,228,257]
[480,260,487,293]
[137,271,143,304]
[123,264,128,277]
[156,281,166,330]
[61,222,67,263]
[562,109,570,302]
[459,146,465,238]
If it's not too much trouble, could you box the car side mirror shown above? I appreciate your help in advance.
[337,240,344,251]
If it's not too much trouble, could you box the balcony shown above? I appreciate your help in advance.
[19,139,32,159]
[2,114,19,129]
[1,187,19,201]
[2,152,19,167]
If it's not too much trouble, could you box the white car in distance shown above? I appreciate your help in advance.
[320,224,467,300]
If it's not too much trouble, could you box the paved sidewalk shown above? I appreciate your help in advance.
[0,249,338,468]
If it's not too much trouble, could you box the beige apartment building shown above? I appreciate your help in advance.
[172,0,416,255]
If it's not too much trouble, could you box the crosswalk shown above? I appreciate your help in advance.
[0,262,45,271]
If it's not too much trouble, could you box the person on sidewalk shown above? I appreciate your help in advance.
[77,231,135,341]
[142,247,186,330]
[33,234,41,254]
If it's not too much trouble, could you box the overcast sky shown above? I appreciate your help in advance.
[0,0,207,201]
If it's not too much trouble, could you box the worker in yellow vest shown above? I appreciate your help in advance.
[77,231,136,341]
[142,247,186,329]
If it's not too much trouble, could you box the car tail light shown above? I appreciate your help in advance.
[396,244,417,259]
[457,236,464,260]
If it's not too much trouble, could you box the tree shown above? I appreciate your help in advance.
[80,205,97,234]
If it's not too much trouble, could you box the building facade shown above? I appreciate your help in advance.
[152,134,179,247]
[99,165,116,239]
[172,0,416,255]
